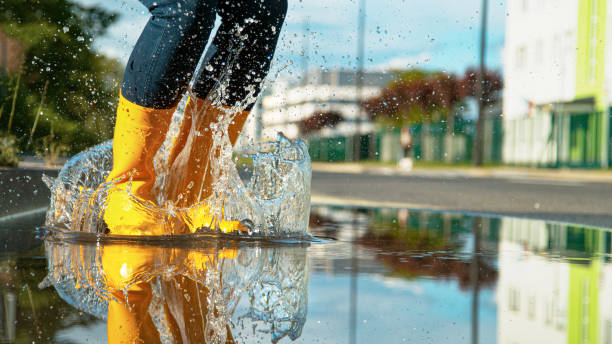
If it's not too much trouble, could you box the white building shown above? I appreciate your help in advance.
[503,0,612,167]
[497,217,612,343]
[242,69,395,142]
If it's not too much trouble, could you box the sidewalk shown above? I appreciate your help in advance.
[0,156,65,172]
[311,161,612,183]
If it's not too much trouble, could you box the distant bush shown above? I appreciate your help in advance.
[0,133,19,167]
[35,133,69,167]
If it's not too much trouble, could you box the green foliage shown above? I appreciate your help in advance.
[35,131,69,166]
[0,132,19,166]
[0,0,122,154]
[363,68,502,127]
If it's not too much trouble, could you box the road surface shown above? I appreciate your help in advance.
[311,170,612,228]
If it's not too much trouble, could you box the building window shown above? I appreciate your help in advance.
[528,295,536,320]
[516,46,526,69]
[535,40,543,66]
[509,288,520,312]
[544,300,553,325]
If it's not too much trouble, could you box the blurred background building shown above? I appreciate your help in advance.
[240,67,503,165]
[248,69,393,140]
[243,0,612,168]
[239,70,395,161]
[503,0,612,168]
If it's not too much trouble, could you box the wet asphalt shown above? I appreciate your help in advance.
[2,168,612,229]
[310,171,612,228]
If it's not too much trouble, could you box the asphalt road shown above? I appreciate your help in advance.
[310,171,612,228]
[3,167,612,229]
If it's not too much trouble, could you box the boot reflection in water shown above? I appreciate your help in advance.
[103,0,287,235]
[102,244,237,343]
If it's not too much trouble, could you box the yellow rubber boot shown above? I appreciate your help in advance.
[107,286,161,344]
[103,93,177,235]
[166,96,250,233]
[101,243,237,343]
[102,244,167,344]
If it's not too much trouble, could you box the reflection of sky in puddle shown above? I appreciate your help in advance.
[49,273,497,343]
[2,206,612,343]
[302,276,496,344]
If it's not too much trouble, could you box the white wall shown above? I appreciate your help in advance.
[503,0,578,119]
[502,0,580,164]
[502,110,555,165]
[599,264,612,344]
[497,218,569,344]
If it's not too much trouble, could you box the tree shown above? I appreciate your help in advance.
[362,70,461,127]
[361,68,502,162]
[363,68,502,125]
[299,111,344,136]
[458,68,502,105]
[0,0,122,154]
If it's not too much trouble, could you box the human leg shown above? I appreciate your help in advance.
[104,0,218,234]
[168,0,288,210]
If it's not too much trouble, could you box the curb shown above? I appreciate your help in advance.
[311,162,612,183]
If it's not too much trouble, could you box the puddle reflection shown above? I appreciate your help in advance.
[42,238,307,344]
[307,206,612,344]
[4,207,612,342]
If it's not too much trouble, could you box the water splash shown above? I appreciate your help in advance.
[44,31,311,237]
[44,131,310,236]
[41,237,308,343]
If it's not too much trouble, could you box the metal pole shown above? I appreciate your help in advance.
[302,18,310,86]
[255,98,263,143]
[354,0,366,161]
[473,0,488,166]
[470,217,482,344]
[349,213,359,344]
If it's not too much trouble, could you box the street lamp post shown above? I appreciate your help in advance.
[302,18,310,86]
[474,0,488,166]
[354,0,366,161]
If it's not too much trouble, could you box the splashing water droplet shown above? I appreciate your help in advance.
[44,54,311,237]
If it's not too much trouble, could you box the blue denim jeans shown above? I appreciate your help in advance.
[121,0,287,109]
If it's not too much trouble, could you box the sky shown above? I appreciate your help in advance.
[76,0,507,78]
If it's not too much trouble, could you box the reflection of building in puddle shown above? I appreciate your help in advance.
[40,238,308,343]
[498,218,612,344]
[308,206,498,289]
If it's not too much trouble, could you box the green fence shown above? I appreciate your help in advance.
[503,110,609,168]
[308,117,503,164]
[544,111,604,168]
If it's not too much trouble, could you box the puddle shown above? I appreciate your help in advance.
[3,206,612,343]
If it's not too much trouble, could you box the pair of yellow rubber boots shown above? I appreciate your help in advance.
[102,243,237,343]
[103,93,249,235]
